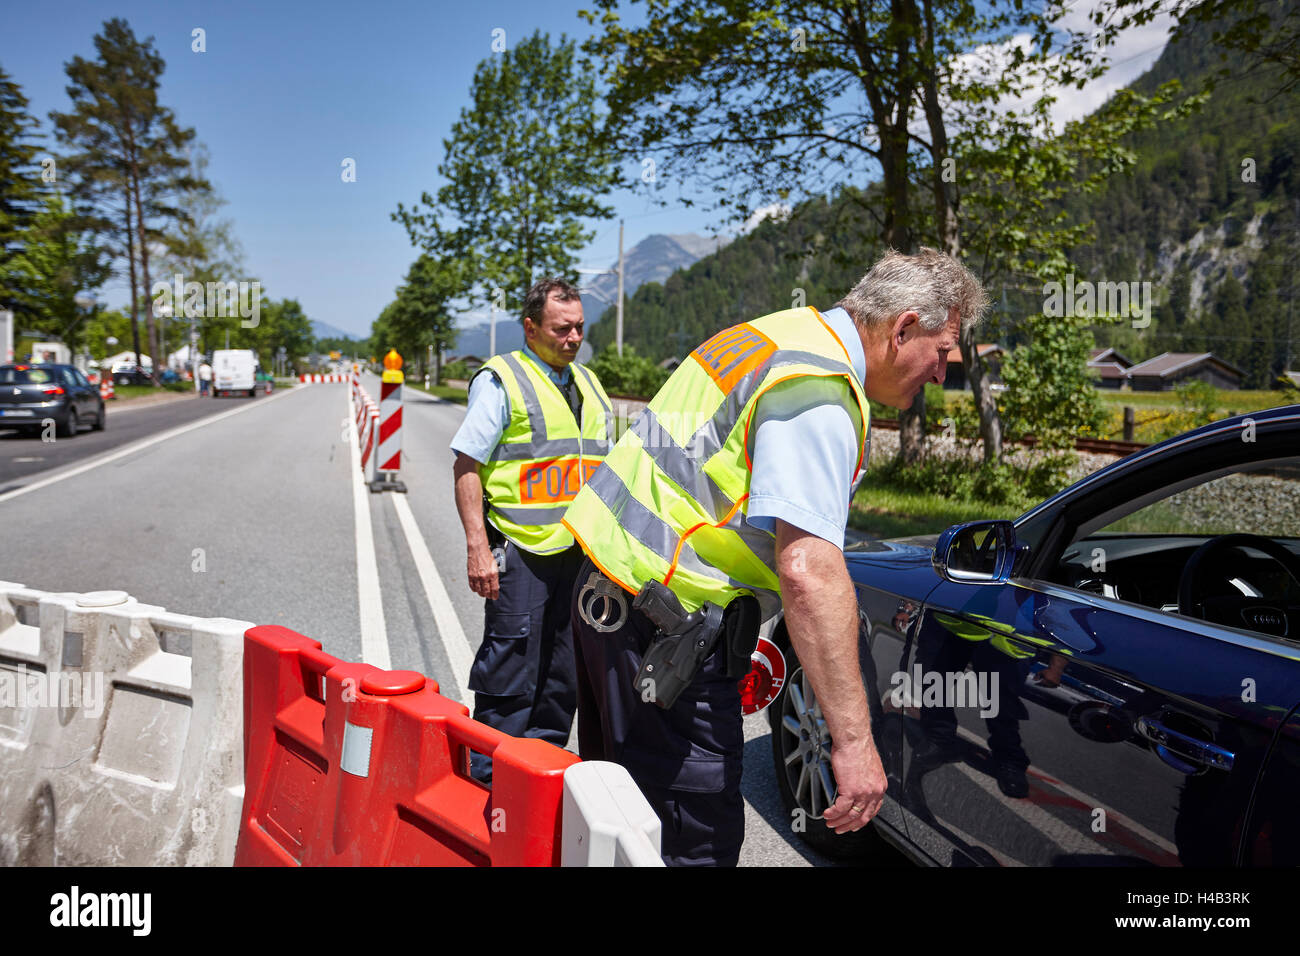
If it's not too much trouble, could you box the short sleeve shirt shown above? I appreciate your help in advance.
[744,307,868,546]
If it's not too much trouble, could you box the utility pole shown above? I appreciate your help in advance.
[489,301,497,358]
[617,219,625,358]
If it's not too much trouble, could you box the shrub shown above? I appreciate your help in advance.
[585,345,671,398]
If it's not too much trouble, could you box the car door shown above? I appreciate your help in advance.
[65,367,92,419]
[899,576,1299,866]
[894,439,1300,866]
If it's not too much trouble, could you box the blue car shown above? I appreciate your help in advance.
[768,404,1300,866]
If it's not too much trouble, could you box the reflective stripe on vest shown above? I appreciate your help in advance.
[562,307,870,618]
[474,351,612,555]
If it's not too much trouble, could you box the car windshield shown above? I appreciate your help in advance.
[0,367,57,385]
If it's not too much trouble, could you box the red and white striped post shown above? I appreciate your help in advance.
[369,349,407,493]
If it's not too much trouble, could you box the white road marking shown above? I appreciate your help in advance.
[347,389,391,669]
[390,493,474,703]
[0,388,296,505]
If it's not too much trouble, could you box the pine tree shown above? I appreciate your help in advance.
[50,18,208,380]
[0,65,49,318]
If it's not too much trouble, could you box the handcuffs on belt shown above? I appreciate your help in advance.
[578,571,759,710]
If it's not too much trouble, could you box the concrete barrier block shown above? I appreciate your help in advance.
[0,585,249,866]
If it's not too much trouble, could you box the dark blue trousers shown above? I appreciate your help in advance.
[570,558,745,867]
[469,541,582,781]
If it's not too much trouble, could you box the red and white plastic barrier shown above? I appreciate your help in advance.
[351,383,381,479]
[234,625,580,866]
[362,403,378,475]
[300,374,347,383]
[377,378,402,473]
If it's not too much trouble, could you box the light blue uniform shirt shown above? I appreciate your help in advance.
[745,307,868,546]
[450,344,576,464]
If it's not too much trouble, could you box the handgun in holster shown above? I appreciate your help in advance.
[632,580,761,710]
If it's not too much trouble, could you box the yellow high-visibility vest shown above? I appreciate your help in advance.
[474,351,613,554]
[562,308,870,618]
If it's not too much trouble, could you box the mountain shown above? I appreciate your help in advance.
[311,319,362,342]
[449,232,727,358]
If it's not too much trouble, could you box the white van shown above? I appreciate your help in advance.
[212,349,260,398]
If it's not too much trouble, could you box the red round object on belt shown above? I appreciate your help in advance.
[738,636,786,715]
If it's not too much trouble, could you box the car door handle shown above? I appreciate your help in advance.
[1135,716,1234,772]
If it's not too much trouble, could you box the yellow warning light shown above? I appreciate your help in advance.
[382,348,405,384]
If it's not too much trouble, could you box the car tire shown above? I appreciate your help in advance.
[58,408,78,438]
[768,634,895,861]
[92,403,105,431]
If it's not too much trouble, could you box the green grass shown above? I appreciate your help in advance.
[1094,389,1290,413]
[849,483,1025,539]
[408,382,468,404]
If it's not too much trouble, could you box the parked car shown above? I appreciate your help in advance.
[765,404,1300,866]
[0,363,105,436]
[111,362,152,385]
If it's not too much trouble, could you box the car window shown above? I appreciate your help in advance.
[1099,469,1300,538]
[1049,456,1300,629]
[0,367,54,384]
[73,369,91,387]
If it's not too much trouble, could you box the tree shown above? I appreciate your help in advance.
[998,313,1107,452]
[8,192,111,354]
[586,345,671,397]
[50,17,208,381]
[369,255,464,383]
[579,0,1149,464]
[160,142,244,363]
[0,65,50,318]
[393,31,618,311]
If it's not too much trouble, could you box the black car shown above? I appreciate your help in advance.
[0,364,105,437]
[765,404,1300,866]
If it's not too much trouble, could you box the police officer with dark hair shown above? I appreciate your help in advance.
[451,278,614,780]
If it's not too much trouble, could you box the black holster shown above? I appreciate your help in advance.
[632,580,761,710]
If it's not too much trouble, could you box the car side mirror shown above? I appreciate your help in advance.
[933,520,1022,584]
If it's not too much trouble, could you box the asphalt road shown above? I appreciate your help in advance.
[0,374,899,867]
[0,391,243,490]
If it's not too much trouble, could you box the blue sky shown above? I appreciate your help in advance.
[6,0,1173,338]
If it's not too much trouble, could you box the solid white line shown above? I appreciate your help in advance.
[0,387,297,505]
[347,388,391,670]
[390,493,473,704]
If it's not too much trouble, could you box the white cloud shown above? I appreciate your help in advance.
[735,203,792,236]
[947,0,1178,134]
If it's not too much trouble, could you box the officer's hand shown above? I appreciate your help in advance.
[823,737,888,834]
[467,541,500,600]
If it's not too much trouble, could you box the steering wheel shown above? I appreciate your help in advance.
[1177,534,1300,638]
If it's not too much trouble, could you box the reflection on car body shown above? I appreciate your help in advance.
[767,404,1300,866]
